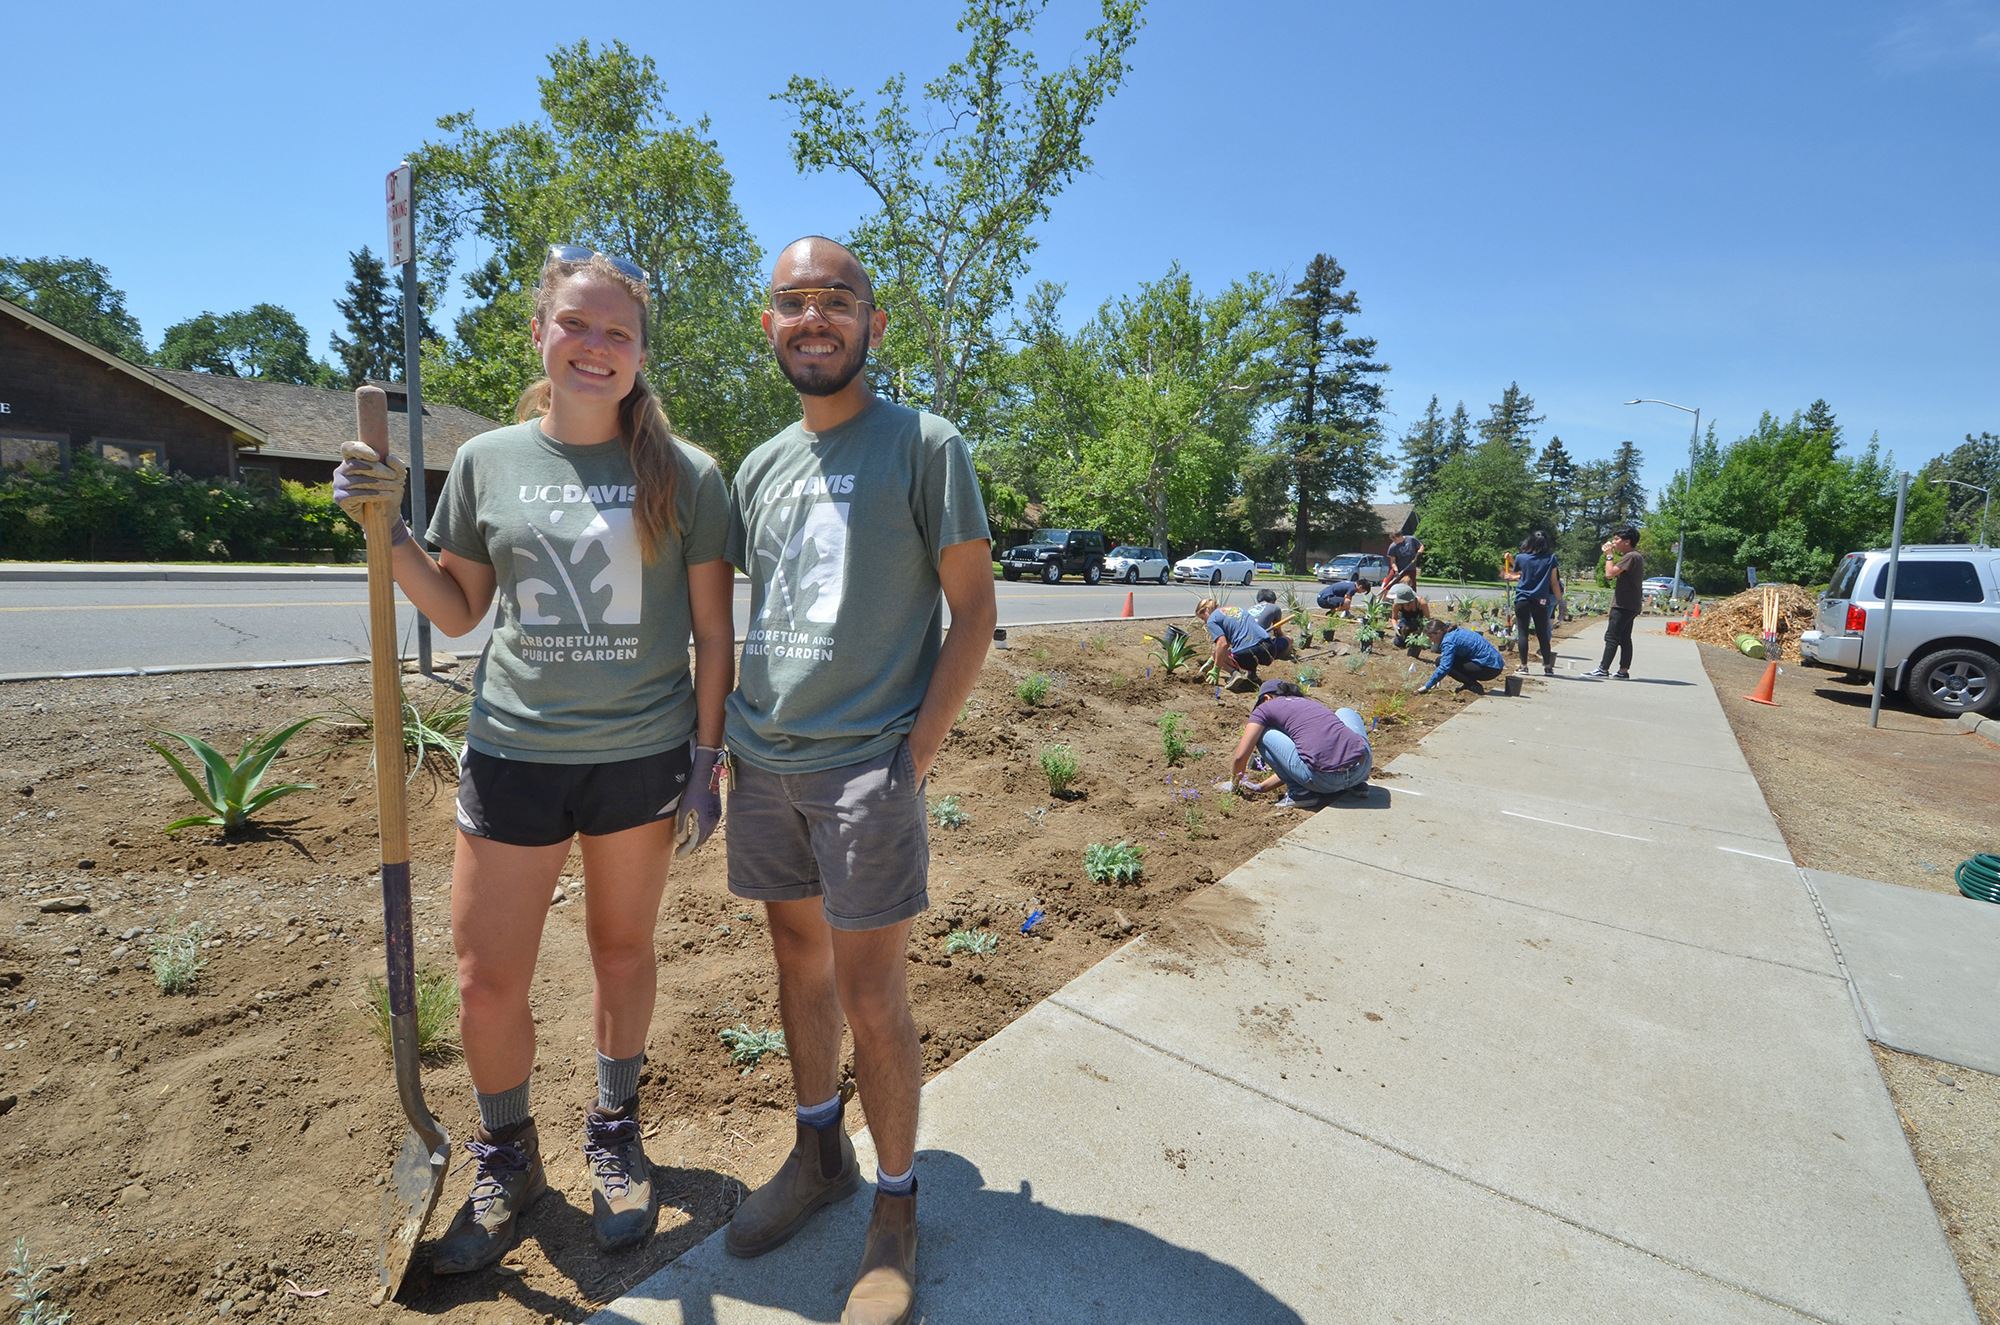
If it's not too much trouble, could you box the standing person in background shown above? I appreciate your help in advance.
[1225,680,1372,810]
[1584,526,1644,679]
[722,237,995,1325]
[332,247,735,1272]
[1416,617,1506,694]
[1503,530,1560,676]
[1384,530,1424,591]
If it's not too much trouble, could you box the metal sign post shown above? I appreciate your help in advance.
[1868,472,1908,729]
[386,162,431,674]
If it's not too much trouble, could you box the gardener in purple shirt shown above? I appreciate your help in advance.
[1226,680,1372,810]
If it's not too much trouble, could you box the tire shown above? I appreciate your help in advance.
[1906,647,1999,718]
[1002,567,1021,582]
[1124,566,1139,584]
[1209,569,1222,587]
[1084,562,1102,585]
[1042,561,1063,585]
[1242,568,1255,585]
[1158,567,1170,584]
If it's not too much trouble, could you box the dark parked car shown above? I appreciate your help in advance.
[999,529,1109,584]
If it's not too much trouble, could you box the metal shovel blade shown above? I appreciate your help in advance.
[378,1121,450,1296]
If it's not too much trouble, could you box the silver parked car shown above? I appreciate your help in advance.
[1799,545,2000,717]
[1314,553,1388,588]
[1103,545,1170,584]
[1172,549,1256,586]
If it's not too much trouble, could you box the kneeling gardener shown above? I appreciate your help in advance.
[722,237,996,1325]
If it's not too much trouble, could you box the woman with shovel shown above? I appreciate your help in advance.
[333,247,733,1273]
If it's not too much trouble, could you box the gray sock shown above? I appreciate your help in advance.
[476,1078,530,1134]
[597,1050,644,1111]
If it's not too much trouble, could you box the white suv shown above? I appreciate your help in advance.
[1799,545,2000,717]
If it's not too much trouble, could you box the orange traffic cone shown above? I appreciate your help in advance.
[1743,660,1779,706]
[1121,591,1134,618]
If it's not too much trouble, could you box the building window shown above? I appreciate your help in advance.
[239,462,279,490]
[93,439,165,471]
[1,432,67,472]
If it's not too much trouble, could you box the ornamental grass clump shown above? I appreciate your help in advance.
[1039,744,1080,796]
[1084,840,1144,884]
[1158,712,1193,765]
[1145,629,1200,675]
[364,966,461,1062]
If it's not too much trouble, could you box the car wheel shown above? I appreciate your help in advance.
[1242,567,1254,585]
[1907,647,1999,717]
[1042,561,1063,585]
[1002,567,1020,582]
[1158,568,1171,584]
[1209,569,1222,587]
[1124,566,1139,584]
[1084,562,1102,585]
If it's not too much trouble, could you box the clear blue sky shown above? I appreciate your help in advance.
[9,0,1995,504]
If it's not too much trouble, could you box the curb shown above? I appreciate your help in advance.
[0,564,367,583]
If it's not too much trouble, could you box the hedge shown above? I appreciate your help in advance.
[0,455,362,562]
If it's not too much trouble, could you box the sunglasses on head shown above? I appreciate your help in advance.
[548,245,648,286]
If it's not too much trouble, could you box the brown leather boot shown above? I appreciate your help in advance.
[724,1102,861,1258]
[841,1184,917,1325]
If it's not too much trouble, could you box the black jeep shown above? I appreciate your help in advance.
[999,529,1109,584]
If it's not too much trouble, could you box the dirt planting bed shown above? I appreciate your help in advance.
[0,616,1468,1324]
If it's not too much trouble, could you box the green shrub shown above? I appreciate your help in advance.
[1016,673,1052,706]
[944,929,999,956]
[0,453,362,562]
[1158,712,1192,765]
[1085,840,1144,884]
[1038,744,1080,796]
[148,916,211,994]
[928,795,969,829]
[719,1024,788,1068]
[9,1237,71,1325]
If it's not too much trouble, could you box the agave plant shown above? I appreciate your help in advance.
[150,716,319,833]
[1145,627,1201,675]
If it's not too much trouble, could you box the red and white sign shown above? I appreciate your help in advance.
[385,163,414,267]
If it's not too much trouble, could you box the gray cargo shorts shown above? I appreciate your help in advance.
[725,741,930,931]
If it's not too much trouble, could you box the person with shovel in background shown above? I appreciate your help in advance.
[1502,530,1561,676]
[720,237,996,1325]
[1224,679,1372,810]
[331,247,735,1273]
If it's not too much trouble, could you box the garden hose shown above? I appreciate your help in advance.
[1956,854,2000,905]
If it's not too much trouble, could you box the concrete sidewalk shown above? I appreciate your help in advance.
[596,621,1974,1324]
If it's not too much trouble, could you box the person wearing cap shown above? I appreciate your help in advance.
[1225,679,1371,810]
[1416,617,1506,694]
[1386,583,1431,647]
[1196,598,1288,689]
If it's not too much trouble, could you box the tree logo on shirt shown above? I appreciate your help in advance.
[747,481,852,663]
[509,495,643,657]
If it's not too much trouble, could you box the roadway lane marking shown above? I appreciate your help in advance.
[0,601,372,611]
[1717,845,1794,864]
[1500,810,1653,841]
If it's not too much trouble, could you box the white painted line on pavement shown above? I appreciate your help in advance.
[1384,786,1425,795]
[1500,810,1653,841]
[1717,845,1795,864]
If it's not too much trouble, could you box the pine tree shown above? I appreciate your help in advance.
[331,247,398,387]
[1477,382,1543,457]
[1447,400,1471,453]
[1801,399,1839,442]
[1535,436,1578,530]
[1398,395,1452,507]
[1271,254,1387,570]
[1607,439,1646,527]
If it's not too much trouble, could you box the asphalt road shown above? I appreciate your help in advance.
[1,576,1407,677]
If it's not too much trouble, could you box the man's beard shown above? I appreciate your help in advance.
[778,335,869,397]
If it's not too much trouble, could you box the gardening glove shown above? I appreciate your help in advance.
[333,438,410,545]
[675,743,725,857]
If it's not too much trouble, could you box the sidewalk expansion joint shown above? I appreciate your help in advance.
[1043,996,1834,1324]
[1285,838,1845,984]
[1795,868,1878,1042]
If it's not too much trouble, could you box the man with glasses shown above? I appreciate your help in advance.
[721,236,995,1325]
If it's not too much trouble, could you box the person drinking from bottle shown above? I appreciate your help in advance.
[331,246,734,1273]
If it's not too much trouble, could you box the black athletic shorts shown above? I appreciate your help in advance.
[455,745,692,847]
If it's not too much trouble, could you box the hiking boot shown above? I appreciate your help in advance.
[841,1185,918,1325]
[432,1119,547,1275]
[584,1098,657,1252]
[725,1101,861,1258]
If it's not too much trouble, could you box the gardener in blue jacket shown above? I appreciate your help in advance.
[1417,617,1506,694]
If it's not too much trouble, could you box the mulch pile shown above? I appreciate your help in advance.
[1682,583,1819,661]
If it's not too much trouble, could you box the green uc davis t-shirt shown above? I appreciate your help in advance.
[425,420,729,763]
[725,397,990,774]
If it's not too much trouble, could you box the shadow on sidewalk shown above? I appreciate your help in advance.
[608,1151,1306,1325]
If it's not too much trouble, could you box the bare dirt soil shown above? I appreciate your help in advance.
[1700,641,2000,1323]
[0,615,1467,1325]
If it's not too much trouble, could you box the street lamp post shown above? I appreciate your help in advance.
[1626,399,1701,596]
[1930,477,1992,547]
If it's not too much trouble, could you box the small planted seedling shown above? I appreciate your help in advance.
[944,929,999,956]
[1183,804,1206,839]
[1039,744,1080,796]
[929,794,969,829]
[1088,633,1109,653]
[365,966,461,1062]
[1158,712,1192,765]
[1084,840,1144,884]
[1342,653,1368,674]
[1016,673,1052,706]
[1295,664,1323,689]
[9,1238,70,1325]
[719,1023,788,1068]
[150,716,319,833]
[148,915,211,994]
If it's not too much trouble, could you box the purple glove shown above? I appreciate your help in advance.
[333,439,410,545]
[675,744,725,857]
